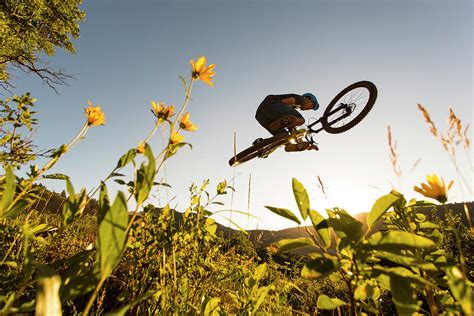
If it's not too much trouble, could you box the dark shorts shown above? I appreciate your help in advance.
[255,101,304,135]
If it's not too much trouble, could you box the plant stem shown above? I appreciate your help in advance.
[170,79,194,134]
[5,122,89,215]
[83,276,106,316]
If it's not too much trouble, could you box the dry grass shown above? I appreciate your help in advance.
[417,104,473,197]
[387,125,401,181]
[316,175,328,199]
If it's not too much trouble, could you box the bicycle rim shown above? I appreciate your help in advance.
[322,81,377,134]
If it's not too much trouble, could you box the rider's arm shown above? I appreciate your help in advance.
[280,94,305,108]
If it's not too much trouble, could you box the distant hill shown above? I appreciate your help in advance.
[33,184,472,255]
[28,183,99,215]
[238,202,474,254]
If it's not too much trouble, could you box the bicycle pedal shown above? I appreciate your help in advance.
[285,142,310,152]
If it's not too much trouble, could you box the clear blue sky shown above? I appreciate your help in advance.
[11,0,473,230]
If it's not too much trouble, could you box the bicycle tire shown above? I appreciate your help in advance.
[229,133,289,167]
[322,81,377,134]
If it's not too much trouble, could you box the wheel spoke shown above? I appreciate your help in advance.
[322,81,377,134]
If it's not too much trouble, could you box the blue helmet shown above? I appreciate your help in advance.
[302,93,319,111]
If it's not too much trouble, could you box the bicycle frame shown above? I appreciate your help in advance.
[307,102,353,133]
[304,102,353,144]
[257,127,308,158]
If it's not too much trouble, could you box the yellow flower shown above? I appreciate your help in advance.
[179,112,198,132]
[413,174,454,203]
[136,142,145,154]
[151,101,174,119]
[84,100,105,126]
[190,56,216,86]
[170,130,185,145]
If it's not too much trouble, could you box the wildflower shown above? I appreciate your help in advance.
[136,142,145,154]
[179,112,198,132]
[413,174,453,203]
[267,244,278,254]
[151,101,174,120]
[170,130,184,145]
[84,100,105,126]
[190,56,216,86]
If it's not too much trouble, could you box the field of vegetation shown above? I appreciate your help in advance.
[1,1,473,315]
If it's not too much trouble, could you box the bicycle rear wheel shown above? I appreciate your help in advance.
[322,81,377,134]
[229,133,289,167]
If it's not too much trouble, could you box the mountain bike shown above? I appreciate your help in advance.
[229,80,378,167]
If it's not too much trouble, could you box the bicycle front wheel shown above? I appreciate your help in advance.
[322,81,377,134]
[229,133,289,167]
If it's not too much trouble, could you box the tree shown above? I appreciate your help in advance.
[0,0,85,92]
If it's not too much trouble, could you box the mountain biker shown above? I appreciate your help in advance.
[255,93,319,151]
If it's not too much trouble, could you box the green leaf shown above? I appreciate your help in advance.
[3,199,30,219]
[1,261,18,268]
[302,255,340,279]
[317,295,346,310]
[418,221,440,229]
[60,250,99,301]
[327,211,363,243]
[29,223,50,235]
[114,179,126,185]
[446,266,473,315]
[62,187,88,226]
[309,209,330,248]
[373,266,434,287]
[42,173,69,180]
[1,166,16,216]
[271,237,315,253]
[203,297,221,316]
[97,190,129,280]
[98,182,110,224]
[265,206,300,225]
[368,231,435,249]
[110,172,125,178]
[134,144,156,205]
[367,191,402,231]
[292,178,309,220]
[253,286,271,314]
[253,263,267,281]
[354,283,380,301]
[390,275,421,315]
[154,182,171,188]
[115,149,136,169]
[105,292,154,316]
[36,265,61,316]
[65,178,75,197]
[373,251,438,271]
[205,218,217,236]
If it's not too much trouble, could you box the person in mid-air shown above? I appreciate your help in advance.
[255,93,319,151]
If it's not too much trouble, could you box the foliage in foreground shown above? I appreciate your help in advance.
[266,178,473,315]
[0,55,473,315]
